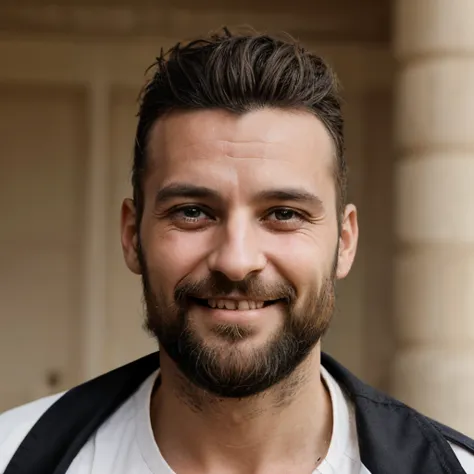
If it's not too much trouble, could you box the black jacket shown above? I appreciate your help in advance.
[4,352,474,474]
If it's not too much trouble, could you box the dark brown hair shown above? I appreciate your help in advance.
[133,28,346,222]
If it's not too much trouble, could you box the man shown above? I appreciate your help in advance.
[1,28,473,474]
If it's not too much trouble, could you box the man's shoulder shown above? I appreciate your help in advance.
[450,444,474,473]
[0,393,64,435]
[435,419,474,472]
[0,393,64,472]
[322,353,474,472]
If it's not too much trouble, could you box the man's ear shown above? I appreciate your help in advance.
[336,204,359,280]
[121,198,142,275]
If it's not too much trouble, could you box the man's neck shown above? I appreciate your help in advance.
[150,350,333,474]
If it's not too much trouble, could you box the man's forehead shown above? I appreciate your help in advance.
[148,108,335,165]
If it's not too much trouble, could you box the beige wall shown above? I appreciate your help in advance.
[0,7,394,412]
[0,85,87,409]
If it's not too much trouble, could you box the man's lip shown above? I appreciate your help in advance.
[190,296,267,302]
[187,296,287,307]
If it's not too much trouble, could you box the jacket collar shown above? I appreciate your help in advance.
[321,352,467,474]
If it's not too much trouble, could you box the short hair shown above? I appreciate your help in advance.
[133,28,346,223]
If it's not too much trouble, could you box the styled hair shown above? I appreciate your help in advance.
[133,28,346,222]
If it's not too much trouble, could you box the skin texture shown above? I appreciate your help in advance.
[121,108,358,474]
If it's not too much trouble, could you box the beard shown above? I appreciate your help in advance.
[141,248,337,399]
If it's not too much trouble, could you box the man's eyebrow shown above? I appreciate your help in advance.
[255,188,324,209]
[154,183,324,210]
[155,183,221,204]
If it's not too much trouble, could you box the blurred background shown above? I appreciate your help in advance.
[1,0,473,437]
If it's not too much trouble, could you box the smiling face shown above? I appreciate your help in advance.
[121,107,358,398]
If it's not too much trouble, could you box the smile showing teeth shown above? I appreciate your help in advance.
[207,299,265,310]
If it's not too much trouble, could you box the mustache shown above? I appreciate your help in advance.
[174,273,296,304]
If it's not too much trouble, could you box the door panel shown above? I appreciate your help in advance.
[0,85,86,411]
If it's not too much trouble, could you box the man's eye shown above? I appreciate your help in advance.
[263,208,307,231]
[169,206,213,226]
[272,209,297,221]
[267,208,304,222]
[181,207,204,219]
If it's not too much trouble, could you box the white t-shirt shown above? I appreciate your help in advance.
[0,368,473,473]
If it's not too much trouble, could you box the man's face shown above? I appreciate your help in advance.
[122,108,358,398]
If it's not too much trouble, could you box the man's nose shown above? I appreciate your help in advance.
[206,215,266,282]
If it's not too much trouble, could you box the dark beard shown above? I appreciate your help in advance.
[141,249,337,399]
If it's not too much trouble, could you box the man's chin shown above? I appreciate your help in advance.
[181,334,269,371]
[155,335,264,396]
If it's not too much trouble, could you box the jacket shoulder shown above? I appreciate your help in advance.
[0,394,63,472]
[321,352,474,473]
[431,419,474,453]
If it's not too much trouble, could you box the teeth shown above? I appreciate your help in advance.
[206,299,265,310]
[224,300,237,310]
[238,300,249,311]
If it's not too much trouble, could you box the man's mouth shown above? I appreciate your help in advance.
[190,297,281,311]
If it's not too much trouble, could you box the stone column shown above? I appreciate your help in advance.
[393,0,474,436]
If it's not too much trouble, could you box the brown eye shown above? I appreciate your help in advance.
[182,207,203,219]
[263,208,307,231]
[273,209,296,221]
[168,205,216,230]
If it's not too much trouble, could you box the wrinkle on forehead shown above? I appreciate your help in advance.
[153,139,272,160]
[219,140,270,160]
[148,108,335,172]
